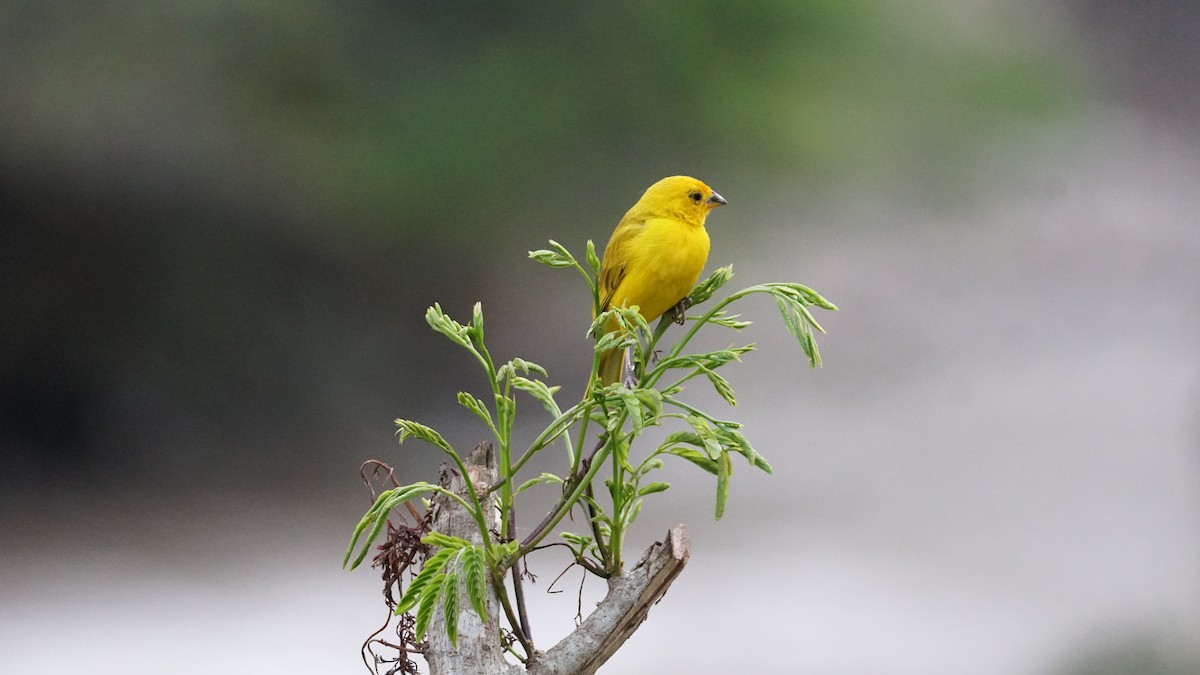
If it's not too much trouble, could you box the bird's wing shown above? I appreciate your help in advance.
[598,217,646,312]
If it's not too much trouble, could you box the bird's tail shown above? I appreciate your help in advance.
[596,347,623,387]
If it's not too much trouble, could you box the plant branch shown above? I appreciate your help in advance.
[525,525,691,675]
[492,567,533,661]
[508,509,533,642]
[517,433,615,556]
[505,399,590,483]
[583,479,611,567]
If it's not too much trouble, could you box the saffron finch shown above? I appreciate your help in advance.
[596,175,726,385]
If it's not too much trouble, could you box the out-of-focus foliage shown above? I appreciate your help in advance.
[0,0,1079,484]
[2,0,1073,244]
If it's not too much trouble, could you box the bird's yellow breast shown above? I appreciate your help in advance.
[608,216,710,322]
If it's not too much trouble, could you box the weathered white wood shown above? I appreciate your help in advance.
[423,443,691,675]
[525,525,691,675]
[423,444,517,675]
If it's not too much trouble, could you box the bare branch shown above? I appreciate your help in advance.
[526,525,691,675]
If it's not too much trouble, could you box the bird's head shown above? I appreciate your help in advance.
[633,175,726,225]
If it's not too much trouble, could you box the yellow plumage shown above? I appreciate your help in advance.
[596,176,726,385]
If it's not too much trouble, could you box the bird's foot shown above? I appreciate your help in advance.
[670,297,693,325]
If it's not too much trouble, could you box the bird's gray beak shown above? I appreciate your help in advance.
[707,191,727,207]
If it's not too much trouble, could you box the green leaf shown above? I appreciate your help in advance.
[795,302,827,335]
[620,389,644,434]
[663,446,720,475]
[685,415,723,460]
[714,424,774,474]
[442,572,461,646]
[457,391,494,430]
[548,239,576,262]
[585,239,600,275]
[770,289,833,368]
[413,572,445,640]
[601,404,624,435]
[594,329,637,353]
[580,493,611,525]
[688,265,734,306]
[637,457,664,474]
[511,376,562,416]
[715,451,732,520]
[617,306,652,335]
[619,437,634,473]
[499,358,549,380]
[561,532,593,548]
[356,505,393,568]
[343,489,392,569]
[395,547,456,615]
[632,387,663,418]
[624,498,644,526]
[699,366,738,406]
[487,539,520,566]
[701,311,753,330]
[774,294,807,341]
[655,345,753,375]
[515,472,564,495]
[344,482,439,569]
[637,481,671,497]
[587,310,615,338]
[661,431,703,447]
[469,302,485,346]
[422,532,470,550]
[463,546,488,622]
[530,247,576,267]
[425,303,471,348]
[530,239,582,270]
[395,419,454,455]
[805,330,822,368]
[769,282,839,312]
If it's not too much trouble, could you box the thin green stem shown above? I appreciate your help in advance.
[583,479,611,566]
[572,400,595,476]
[570,260,596,299]
[491,568,533,658]
[431,452,495,556]
[426,485,480,519]
[504,644,528,664]
[474,340,515,540]
[662,367,707,395]
[516,435,617,558]
[556,400,577,472]
[608,450,624,571]
[572,349,603,476]
[661,394,734,427]
[500,370,514,539]
[644,289,757,389]
[508,399,589,480]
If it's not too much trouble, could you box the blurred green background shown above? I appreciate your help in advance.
[2,1,1197,673]
[0,0,1071,487]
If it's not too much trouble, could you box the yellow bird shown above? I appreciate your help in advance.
[596,176,726,385]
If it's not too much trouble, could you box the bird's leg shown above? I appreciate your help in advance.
[669,296,693,325]
[620,346,638,388]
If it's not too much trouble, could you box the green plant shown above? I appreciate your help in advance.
[345,240,836,662]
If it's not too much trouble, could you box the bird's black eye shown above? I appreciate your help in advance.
[689,192,702,202]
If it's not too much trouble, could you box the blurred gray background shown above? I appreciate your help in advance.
[1,1,1197,673]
